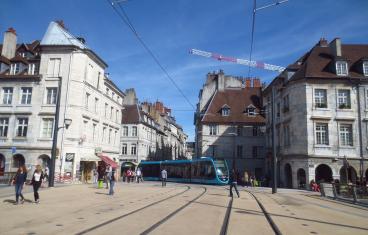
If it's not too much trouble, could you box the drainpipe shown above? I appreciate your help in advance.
[356,82,364,182]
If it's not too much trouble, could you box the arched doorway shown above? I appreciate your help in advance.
[297,168,306,189]
[38,155,50,169]
[0,154,5,176]
[315,164,333,184]
[12,154,25,168]
[284,163,292,188]
[339,166,357,184]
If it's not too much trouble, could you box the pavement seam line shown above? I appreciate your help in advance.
[75,186,191,235]
[140,186,207,235]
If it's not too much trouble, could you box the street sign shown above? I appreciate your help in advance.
[11,146,16,154]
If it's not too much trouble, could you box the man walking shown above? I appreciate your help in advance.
[161,168,167,187]
[109,168,116,196]
[136,168,142,183]
[229,169,240,198]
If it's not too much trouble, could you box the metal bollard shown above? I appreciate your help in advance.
[352,185,357,203]
[332,183,337,199]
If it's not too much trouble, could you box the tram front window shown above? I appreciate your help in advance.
[214,160,228,181]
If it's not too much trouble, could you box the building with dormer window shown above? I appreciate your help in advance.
[263,38,368,189]
[194,70,266,180]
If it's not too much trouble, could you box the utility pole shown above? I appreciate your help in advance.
[271,86,277,193]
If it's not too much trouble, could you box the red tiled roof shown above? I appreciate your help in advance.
[121,105,140,124]
[290,43,368,81]
[201,88,265,124]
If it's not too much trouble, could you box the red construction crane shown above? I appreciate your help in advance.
[189,48,285,73]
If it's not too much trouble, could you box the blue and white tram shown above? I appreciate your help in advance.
[138,157,229,185]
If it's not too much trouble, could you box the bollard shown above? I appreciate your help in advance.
[352,185,358,203]
[332,183,337,199]
[98,179,103,189]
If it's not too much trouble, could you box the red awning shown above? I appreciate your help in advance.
[99,155,118,169]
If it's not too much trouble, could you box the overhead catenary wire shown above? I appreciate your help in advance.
[106,0,195,110]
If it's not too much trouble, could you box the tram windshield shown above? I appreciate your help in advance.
[214,160,228,181]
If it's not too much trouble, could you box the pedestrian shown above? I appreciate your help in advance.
[243,171,249,187]
[105,164,111,189]
[161,168,167,187]
[31,165,44,204]
[109,168,117,196]
[44,166,49,183]
[93,169,98,185]
[12,165,28,205]
[229,169,240,198]
[127,169,132,183]
[136,168,142,183]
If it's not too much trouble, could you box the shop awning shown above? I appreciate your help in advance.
[99,155,118,169]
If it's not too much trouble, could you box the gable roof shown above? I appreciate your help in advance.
[122,105,140,124]
[41,21,87,49]
[201,88,265,124]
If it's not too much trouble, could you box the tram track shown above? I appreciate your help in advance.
[219,195,233,235]
[75,185,191,235]
[245,190,282,235]
[140,186,207,235]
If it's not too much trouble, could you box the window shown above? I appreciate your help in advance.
[284,125,290,146]
[131,144,137,155]
[237,126,242,136]
[336,61,348,76]
[10,63,20,75]
[237,145,243,158]
[122,144,127,154]
[247,106,256,116]
[123,126,128,136]
[253,126,259,136]
[0,118,9,137]
[41,118,54,138]
[132,126,137,136]
[46,88,57,104]
[102,127,106,142]
[338,89,351,109]
[315,89,327,108]
[92,123,97,141]
[106,88,109,95]
[17,118,28,137]
[340,124,353,146]
[315,123,329,145]
[363,62,368,76]
[276,103,280,118]
[47,58,61,77]
[116,110,119,122]
[112,92,115,100]
[108,129,112,144]
[94,98,99,113]
[114,130,117,144]
[283,95,289,112]
[110,107,114,119]
[104,103,108,117]
[222,107,230,116]
[85,93,90,110]
[2,87,13,104]
[20,87,32,104]
[28,64,35,75]
[252,146,258,158]
[209,125,217,135]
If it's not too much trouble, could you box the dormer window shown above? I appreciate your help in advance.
[336,61,348,76]
[222,107,230,116]
[363,61,368,76]
[246,105,256,117]
[10,63,20,75]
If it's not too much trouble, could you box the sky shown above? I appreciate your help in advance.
[1,0,368,141]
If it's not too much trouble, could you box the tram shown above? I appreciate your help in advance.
[138,157,229,185]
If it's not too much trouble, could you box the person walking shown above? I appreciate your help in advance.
[93,169,98,185]
[136,168,142,183]
[109,168,117,196]
[31,165,44,203]
[105,164,111,189]
[229,169,240,198]
[243,171,249,187]
[13,165,28,205]
[126,169,132,183]
[161,168,167,187]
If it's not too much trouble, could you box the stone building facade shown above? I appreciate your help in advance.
[194,71,266,180]
[264,38,368,188]
[0,22,124,183]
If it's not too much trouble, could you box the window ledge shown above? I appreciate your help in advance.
[337,108,352,111]
[314,108,330,111]
[339,146,355,149]
[0,104,13,107]
[41,104,56,107]
[16,105,32,107]
[314,145,331,148]
[12,137,27,140]
[37,138,53,141]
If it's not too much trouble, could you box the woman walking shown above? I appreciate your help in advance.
[31,165,44,203]
[13,165,28,205]
[109,168,117,196]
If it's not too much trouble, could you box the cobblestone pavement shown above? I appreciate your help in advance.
[0,182,367,235]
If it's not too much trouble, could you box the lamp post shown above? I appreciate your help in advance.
[49,77,72,187]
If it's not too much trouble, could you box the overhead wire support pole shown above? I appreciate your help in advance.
[255,0,289,11]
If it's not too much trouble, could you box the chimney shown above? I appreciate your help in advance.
[329,38,342,57]
[245,78,251,88]
[55,20,66,29]
[318,37,328,47]
[253,78,261,88]
[1,27,17,59]
[155,101,164,113]
[217,70,225,91]
[77,37,86,44]
[124,88,137,105]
